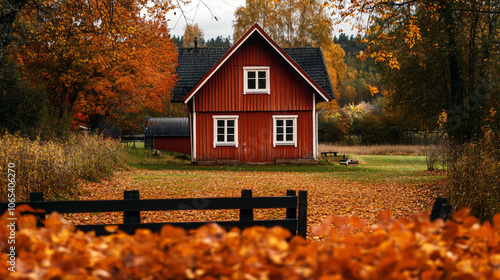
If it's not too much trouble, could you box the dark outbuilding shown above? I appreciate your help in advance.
[144,117,190,154]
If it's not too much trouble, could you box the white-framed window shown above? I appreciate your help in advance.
[213,115,239,148]
[273,115,297,147]
[244,66,270,94]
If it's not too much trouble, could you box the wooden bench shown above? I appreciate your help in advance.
[0,190,307,237]
[321,151,338,158]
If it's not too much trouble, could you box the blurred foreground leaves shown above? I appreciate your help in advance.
[2,207,500,279]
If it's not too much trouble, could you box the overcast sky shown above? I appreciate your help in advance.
[165,0,357,42]
[166,0,246,40]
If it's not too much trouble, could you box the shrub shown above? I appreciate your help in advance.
[424,143,449,171]
[0,133,125,201]
[318,112,350,144]
[446,139,500,222]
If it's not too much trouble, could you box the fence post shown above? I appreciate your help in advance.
[298,191,307,238]
[30,192,45,227]
[240,189,253,221]
[286,190,297,235]
[124,190,141,224]
[430,197,452,221]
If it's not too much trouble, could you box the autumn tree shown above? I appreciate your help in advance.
[329,0,500,142]
[8,0,180,134]
[0,0,193,63]
[333,34,385,107]
[1,0,207,136]
[182,23,205,48]
[0,0,29,63]
[234,0,333,48]
[234,0,346,112]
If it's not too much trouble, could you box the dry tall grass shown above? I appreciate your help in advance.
[0,133,125,202]
[318,143,428,156]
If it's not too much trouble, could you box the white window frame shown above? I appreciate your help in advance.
[273,115,298,147]
[243,66,270,94]
[213,115,239,148]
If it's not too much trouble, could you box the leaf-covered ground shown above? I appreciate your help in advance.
[65,167,444,238]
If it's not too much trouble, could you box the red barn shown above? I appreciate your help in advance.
[171,24,334,164]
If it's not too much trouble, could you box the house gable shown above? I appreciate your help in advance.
[174,24,334,104]
[195,33,321,112]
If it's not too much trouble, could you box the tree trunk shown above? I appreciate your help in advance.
[438,0,468,143]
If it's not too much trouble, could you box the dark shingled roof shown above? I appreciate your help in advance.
[171,48,229,103]
[283,47,334,100]
[145,117,189,137]
[171,47,335,102]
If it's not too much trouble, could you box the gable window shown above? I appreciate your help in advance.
[213,116,239,148]
[273,115,297,147]
[244,67,270,94]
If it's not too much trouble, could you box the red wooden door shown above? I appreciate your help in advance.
[241,114,272,163]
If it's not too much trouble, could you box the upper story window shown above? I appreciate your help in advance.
[244,66,270,94]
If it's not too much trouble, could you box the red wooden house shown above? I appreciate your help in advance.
[171,24,334,164]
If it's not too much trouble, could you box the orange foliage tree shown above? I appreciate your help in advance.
[10,0,181,134]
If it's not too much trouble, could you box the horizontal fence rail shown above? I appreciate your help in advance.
[0,190,307,238]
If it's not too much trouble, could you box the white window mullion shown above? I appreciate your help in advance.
[273,118,277,148]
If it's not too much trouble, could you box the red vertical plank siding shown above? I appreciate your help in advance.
[154,137,191,155]
[193,33,316,162]
[195,112,312,162]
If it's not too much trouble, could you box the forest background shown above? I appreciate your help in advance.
[1,0,498,146]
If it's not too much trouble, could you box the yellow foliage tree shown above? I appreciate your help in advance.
[183,23,205,48]
[324,0,500,142]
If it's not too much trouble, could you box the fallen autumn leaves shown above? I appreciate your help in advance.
[65,169,443,237]
[2,206,500,279]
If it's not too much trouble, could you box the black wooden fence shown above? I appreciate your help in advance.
[0,190,307,237]
[430,197,452,221]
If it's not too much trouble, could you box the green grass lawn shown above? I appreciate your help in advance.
[317,155,444,183]
[124,148,444,184]
[122,141,145,149]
